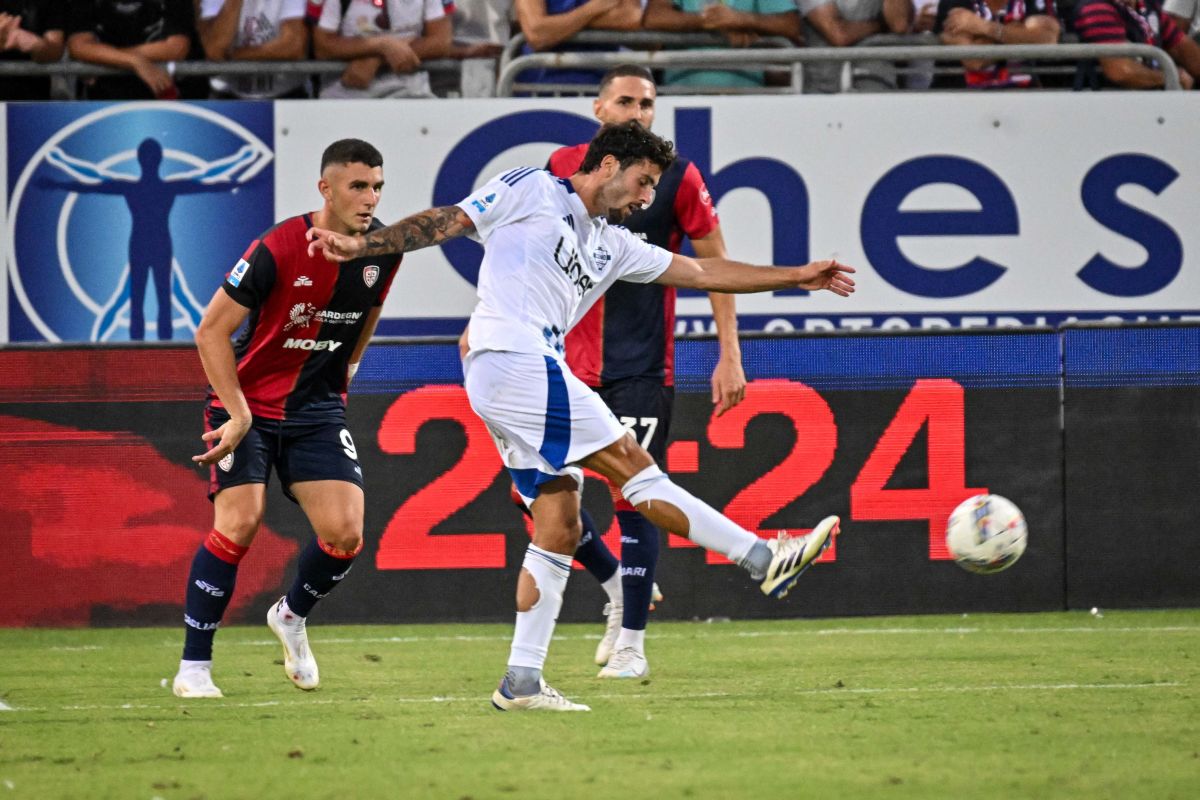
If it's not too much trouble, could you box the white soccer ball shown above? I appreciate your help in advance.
[945,494,1027,574]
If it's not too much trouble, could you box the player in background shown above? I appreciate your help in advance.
[552,65,745,678]
[172,139,401,698]
[308,122,854,711]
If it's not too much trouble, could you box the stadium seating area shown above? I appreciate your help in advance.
[0,0,1196,101]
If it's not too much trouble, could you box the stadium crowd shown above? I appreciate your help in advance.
[0,0,1196,101]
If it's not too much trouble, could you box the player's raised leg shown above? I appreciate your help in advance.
[583,436,837,599]
[268,479,365,691]
[492,477,590,712]
[173,483,264,698]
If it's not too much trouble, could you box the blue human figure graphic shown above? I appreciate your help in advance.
[39,138,265,340]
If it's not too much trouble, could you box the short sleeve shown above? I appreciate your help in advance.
[798,0,835,15]
[611,226,673,285]
[1160,10,1185,47]
[757,0,800,13]
[318,0,344,32]
[424,0,447,21]
[282,0,309,19]
[457,168,546,244]
[165,0,197,36]
[200,0,225,20]
[222,239,277,309]
[1163,0,1197,18]
[65,3,97,36]
[673,162,719,241]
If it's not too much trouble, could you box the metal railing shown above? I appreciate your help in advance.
[497,42,1183,95]
[0,57,491,98]
[498,29,797,73]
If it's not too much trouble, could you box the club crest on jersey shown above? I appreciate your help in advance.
[218,453,234,472]
[363,265,380,288]
[283,302,317,331]
[591,244,612,275]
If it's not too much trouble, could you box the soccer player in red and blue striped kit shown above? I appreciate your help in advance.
[172,139,402,698]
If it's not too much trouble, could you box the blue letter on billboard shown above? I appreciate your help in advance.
[675,107,809,295]
[862,156,1015,298]
[1077,154,1181,297]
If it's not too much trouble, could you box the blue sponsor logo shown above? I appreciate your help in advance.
[7,102,275,342]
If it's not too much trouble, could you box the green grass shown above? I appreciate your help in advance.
[1,610,1198,800]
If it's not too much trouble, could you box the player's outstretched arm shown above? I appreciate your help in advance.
[657,254,856,296]
[193,290,254,466]
[307,206,476,262]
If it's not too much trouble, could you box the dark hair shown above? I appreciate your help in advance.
[598,64,656,95]
[320,139,383,172]
[578,121,675,174]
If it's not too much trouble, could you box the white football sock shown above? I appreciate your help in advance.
[507,544,572,671]
[614,627,645,653]
[622,465,759,563]
[600,571,622,605]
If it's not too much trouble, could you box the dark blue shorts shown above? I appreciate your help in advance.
[595,377,674,465]
[205,405,363,503]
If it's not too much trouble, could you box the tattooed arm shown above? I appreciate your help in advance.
[307,206,475,262]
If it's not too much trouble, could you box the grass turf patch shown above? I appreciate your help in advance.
[1,609,1197,799]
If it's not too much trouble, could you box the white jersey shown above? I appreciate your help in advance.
[458,168,673,360]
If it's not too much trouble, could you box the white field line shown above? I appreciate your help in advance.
[17,625,1200,654]
[0,699,14,711]
[7,681,1184,714]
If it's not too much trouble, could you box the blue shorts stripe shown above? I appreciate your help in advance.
[539,356,571,469]
[508,467,562,502]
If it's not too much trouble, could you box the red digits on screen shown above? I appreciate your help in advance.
[850,378,986,560]
[687,379,839,564]
[375,385,507,569]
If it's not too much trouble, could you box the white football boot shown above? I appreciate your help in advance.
[491,678,590,712]
[597,647,649,679]
[759,516,839,599]
[172,661,224,699]
[266,597,319,690]
[594,601,623,666]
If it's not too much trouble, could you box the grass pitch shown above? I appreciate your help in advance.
[1,610,1197,800]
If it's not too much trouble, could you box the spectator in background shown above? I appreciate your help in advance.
[513,0,642,87]
[67,0,196,100]
[1166,0,1200,39]
[0,2,64,101]
[451,0,514,55]
[1073,0,1200,88]
[197,1,311,99]
[314,0,451,98]
[796,0,913,92]
[642,0,802,90]
[935,0,1060,87]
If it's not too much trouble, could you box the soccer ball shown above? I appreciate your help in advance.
[945,494,1027,574]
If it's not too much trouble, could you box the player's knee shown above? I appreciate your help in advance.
[217,512,262,543]
[317,524,362,556]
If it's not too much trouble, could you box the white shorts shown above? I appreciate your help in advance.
[463,350,627,503]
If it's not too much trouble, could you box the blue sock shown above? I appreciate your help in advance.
[285,538,359,618]
[617,511,660,631]
[182,543,239,661]
[573,508,618,583]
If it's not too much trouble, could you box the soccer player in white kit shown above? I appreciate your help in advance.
[307,122,856,712]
